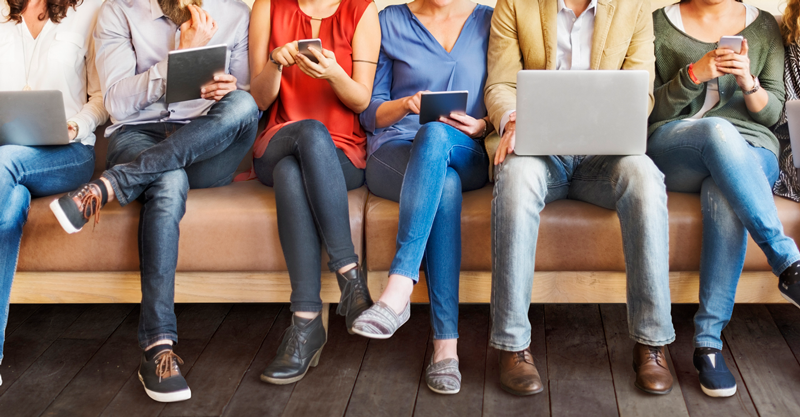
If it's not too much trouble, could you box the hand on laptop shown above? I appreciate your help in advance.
[201,74,237,101]
[178,5,218,50]
[439,112,485,139]
[494,111,516,165]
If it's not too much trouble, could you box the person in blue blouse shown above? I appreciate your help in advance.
[351,0,493,395]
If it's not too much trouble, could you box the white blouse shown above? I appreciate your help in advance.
[665,3,758,121]
[0,0,107,146]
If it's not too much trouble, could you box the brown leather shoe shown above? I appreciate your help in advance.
[498,348,544,396]
[632,343,674,395]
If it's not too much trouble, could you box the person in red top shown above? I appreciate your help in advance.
[247,0,379,385]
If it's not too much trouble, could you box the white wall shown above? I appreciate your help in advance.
[242,0,786,15]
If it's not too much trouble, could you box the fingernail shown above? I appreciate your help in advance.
[201,88,205,93]
[214,76,219,81]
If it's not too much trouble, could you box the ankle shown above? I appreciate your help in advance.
[294,311,320,320]
[337,263,358,275]
[99,177,116,203]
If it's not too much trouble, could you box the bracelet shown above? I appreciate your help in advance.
[67,121,79,139]
[688,63,700,85]
[743,76,761,95]
[269,48,283,71]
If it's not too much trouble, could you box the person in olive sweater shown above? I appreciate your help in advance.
[648,0,800,399]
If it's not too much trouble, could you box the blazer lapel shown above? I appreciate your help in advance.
[591,0,615,69]
[540,0,558,70]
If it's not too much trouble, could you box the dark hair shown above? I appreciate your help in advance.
[5,0,83,24]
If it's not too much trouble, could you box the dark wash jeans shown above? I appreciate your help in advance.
[365,122,488,339]
[104,91,258,349]
[253,119,364,313]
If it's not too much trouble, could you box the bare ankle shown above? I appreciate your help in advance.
[294,311,320,320]
[337,263,357,275]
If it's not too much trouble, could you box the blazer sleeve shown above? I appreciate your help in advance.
[484,0,521,130]
[621,0,656,115]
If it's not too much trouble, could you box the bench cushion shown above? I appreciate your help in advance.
[365,185,800,272]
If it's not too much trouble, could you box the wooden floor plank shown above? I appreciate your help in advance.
[600,304,689,417]
[346,305,430,417]
[281,305,369,417]
[668,304,758,417]
[724,304,800,416]
[545,304,617,417]
[41,306,142,417]
[4,304,40,338]
[412,304,488,417]
[161,304,280,416]
[0,304,86,396]
[221,306,294,417]
[766,304,800,365]
[482,304,550,417]
[100,303,231,417]
[0,304,131,417]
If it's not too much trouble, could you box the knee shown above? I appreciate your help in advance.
[222,90,259,123]
[149,170,189,206]
[615,156,667,202]
[272,156,302,186]
[0,146,22,184]
[414,123,453,156]
[295,119,335,151]
[694,118,745,153]
[495,155,548,203]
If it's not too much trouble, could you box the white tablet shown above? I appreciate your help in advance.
[166,44,228,104]
[419,91,469,124]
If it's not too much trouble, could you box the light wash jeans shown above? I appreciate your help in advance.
[0,143,95,363]
[365,123,488,339]
[490,153,675,351]
[648,118,800,350]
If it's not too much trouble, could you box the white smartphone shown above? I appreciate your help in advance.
[719,35,744,54]
[297,38,322,63]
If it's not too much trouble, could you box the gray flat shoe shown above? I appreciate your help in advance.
[426,358,461,395]
[350,301,410,339]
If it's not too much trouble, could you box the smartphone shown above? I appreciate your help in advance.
[297,39,322,64]
[719,35,744,54]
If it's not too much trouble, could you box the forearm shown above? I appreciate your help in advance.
[102,59,168,121]
[328,72,371,114]
[649,67,705,123]
[374,99,410,129]
[743,86,769,114]
[250,62,282,110]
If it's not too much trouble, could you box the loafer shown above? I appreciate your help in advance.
[694,348,737,397]
[498,348,543,396]
[350,301,410,339]
[426,358,461,395]
[261,314,326,385]
[335,266,373,333]
[632,343,673,395]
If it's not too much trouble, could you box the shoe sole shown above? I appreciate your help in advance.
[49,199,81,234]
[632,363,673,395]
[694,368,737,397]
[499,383,544,396]
[261,345,325,385]
[350,327,394,339]
[138,372,191,403]
[427,384,460,395]
[781,291,800,310]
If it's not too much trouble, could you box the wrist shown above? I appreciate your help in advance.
[688,63,702,85]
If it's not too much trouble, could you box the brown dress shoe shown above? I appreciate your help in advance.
[498,348,544,396]
[632,343,674,395]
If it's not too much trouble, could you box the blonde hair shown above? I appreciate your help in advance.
[784,0,800,45]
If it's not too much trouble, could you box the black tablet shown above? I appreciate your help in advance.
[419,91,469,124]
[166,44,228,104]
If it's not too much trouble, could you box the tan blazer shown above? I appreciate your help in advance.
[483,0,656,179]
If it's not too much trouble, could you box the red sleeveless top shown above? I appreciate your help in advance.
[252,0,371,169]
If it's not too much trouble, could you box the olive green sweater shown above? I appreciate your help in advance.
[649,8,785,157]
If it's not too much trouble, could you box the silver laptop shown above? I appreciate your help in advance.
[515,70,649,156]
[0,90,69,146]
[784,100,800,168]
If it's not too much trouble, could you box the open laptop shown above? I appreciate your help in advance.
[515,70,649,156]
[0,90,69,146]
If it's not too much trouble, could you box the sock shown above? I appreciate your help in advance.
[90,179,109,206]
[780,261,800,286]
[144,344,172,362]
[694,347,721,356]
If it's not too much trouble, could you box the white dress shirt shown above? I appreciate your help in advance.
[0,0,108,146]
[93,0,251,136]
[499,0,598,136]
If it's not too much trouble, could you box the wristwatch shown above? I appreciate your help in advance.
[743,76,761,95]
[269,49,283,72]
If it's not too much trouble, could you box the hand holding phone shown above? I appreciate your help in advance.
[298,39,323,64]
[718,36,743,54]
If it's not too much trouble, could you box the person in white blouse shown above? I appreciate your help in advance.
[0,0,107,386]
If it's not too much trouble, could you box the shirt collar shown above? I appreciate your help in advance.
[150,0,166,21]
[557,0,598,16]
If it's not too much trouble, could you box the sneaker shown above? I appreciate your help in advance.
[138,346,191,403]
[49,180,107,234]
[693,348,737,397]
[335,266,373,333]
[779,261,800,309]
[261,314,326,385]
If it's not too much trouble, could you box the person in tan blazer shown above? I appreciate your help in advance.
[485,0,676,396]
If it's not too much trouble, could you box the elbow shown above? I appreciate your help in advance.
[105,102,132,122]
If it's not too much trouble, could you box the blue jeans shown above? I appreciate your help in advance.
[648,118,800,350]
[365,123,488,340]
[0,143,95,362]
[104,91,258,349]
[491,153,675,351]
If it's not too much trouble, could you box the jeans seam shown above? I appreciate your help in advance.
[388,269,420,282]
[370,153,406,178]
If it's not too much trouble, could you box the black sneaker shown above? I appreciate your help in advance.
[261,314,326,385]
[779,261,800,309]
[138,346,191,403]
[335,266,373,333]
[49,180,107,234]
[693,348,737,397]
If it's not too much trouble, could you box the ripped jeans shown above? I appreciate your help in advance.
[648,118,800,350]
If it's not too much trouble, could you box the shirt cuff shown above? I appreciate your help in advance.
[148,58,169,104]
[499,109,515,137]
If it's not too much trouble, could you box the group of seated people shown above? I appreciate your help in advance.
[3,0,800,404]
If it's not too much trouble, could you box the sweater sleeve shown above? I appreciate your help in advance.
[749,14,785,127]
[649,65,706,124]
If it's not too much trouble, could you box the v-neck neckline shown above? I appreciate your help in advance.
[404,3,478,57]
[21,16,51,41]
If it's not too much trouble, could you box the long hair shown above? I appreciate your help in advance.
[785,0,800,45]
[5,0,83,24]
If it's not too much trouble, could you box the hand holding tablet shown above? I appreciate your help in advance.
[419,91,469,124]
[166,44,228,104]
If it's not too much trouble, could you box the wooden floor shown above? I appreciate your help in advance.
[2,303,800,417]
